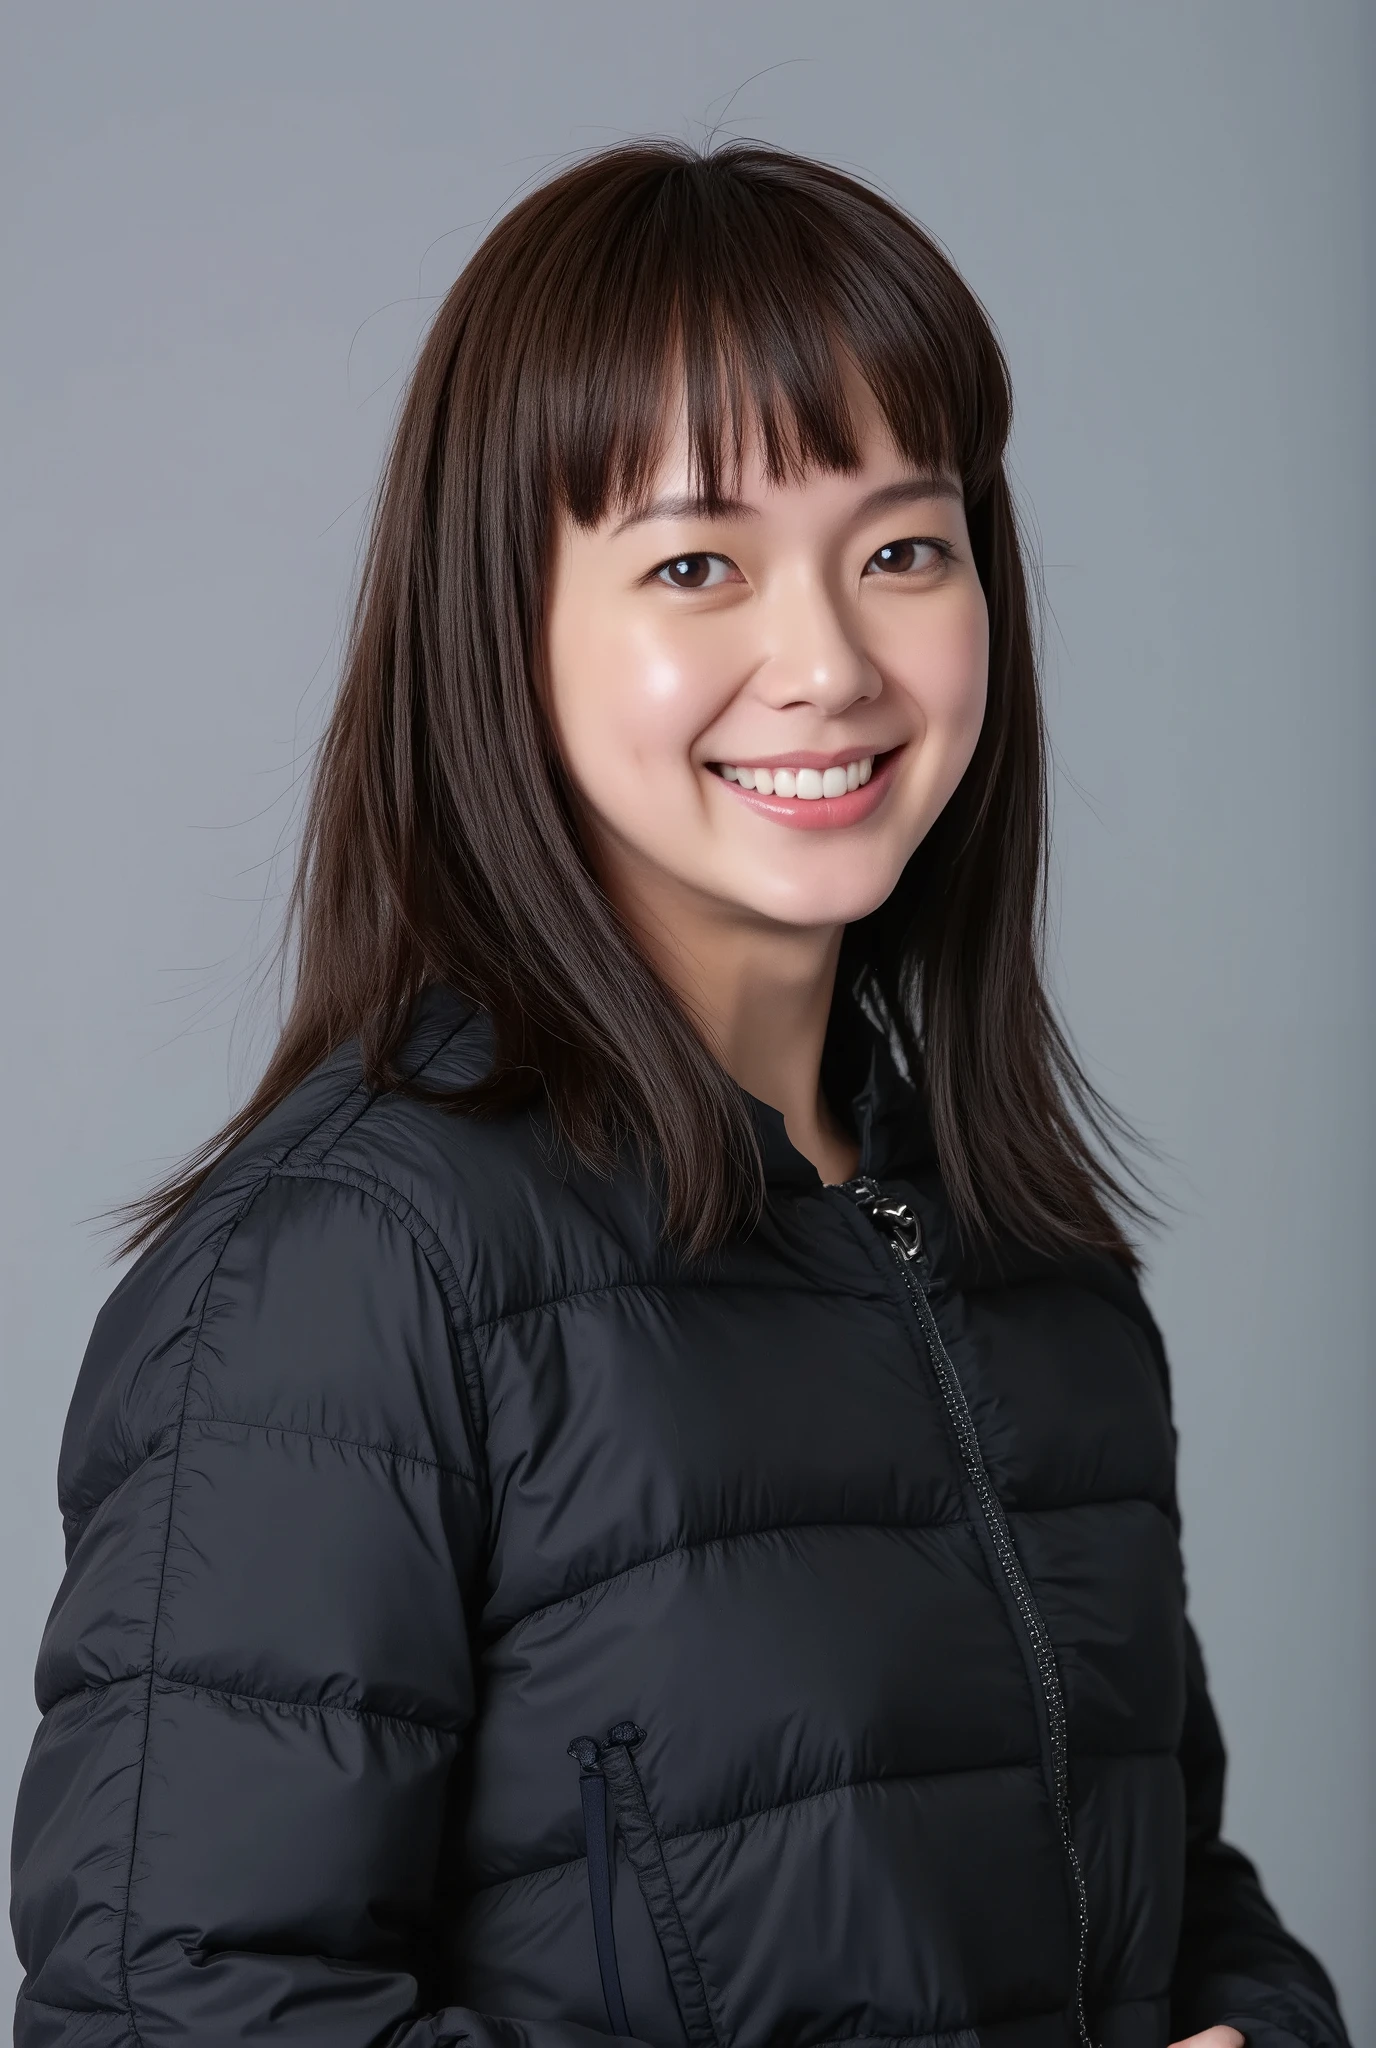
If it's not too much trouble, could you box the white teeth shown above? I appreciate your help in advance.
[716,754,875,797]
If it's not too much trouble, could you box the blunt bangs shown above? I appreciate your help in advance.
[516,146,1011,530]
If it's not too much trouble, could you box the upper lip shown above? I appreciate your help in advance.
[706,744,900,771]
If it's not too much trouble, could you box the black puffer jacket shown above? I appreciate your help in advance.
[11,986,1349,2048]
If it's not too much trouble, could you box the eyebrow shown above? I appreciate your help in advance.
[609,473,963,537]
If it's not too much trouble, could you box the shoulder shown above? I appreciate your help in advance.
[133,985,586,1327]
[948,1196,1169,1368]
[939,1200,1178,1437]
[57,990,506,1554]
[181,983,496,1225]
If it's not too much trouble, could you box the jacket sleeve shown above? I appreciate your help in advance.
[1170,1620,1351,2048]
[10,1165,640,2048]
[1126,1286,1352,2048]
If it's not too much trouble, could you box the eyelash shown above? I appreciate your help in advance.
[651,536,955,587]
[865,536,956,575]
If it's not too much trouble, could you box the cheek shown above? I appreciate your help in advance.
[616,620,719,750]
[897,591,990,762]
[552,607,739,785]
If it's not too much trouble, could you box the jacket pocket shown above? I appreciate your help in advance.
[568,1722,719,2047]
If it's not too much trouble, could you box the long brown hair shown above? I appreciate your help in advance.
[113,139,1148,1268]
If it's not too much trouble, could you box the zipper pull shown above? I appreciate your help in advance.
[566,1722,646,1775]
[841,1176,924,1264]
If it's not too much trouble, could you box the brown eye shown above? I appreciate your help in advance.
[868,538,943,575]
[655,553,733,590]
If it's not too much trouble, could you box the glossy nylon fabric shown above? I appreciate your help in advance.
[10,985,1349,2048]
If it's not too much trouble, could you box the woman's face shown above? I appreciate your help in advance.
[544,381,990,940]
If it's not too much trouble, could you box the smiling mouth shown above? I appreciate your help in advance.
[708,751,889,799]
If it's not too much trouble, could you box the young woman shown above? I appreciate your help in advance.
[10,143,1350,2048]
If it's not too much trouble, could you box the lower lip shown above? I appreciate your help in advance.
[712,749,902,831]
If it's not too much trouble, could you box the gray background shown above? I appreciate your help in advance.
[3,2,1372,2035]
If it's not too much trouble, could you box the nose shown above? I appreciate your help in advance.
[755,573,881,714]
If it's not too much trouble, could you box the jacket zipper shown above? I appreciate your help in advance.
[568,1730,632,2035]
[568,1722,720,2047]
[838,1176,1094,2048]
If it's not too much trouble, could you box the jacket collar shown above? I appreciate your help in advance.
[746,969,936,1192]
[412,977,936,1195]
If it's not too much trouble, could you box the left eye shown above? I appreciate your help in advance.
[867,538,945,575]
[655,553,736,590]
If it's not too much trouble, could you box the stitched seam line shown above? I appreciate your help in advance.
[38,1668,485,1734]
[270,1158,470,1329]
[187,1412,481,1487]
[115,1168,289,2046]
[59,1030,474,1530]
[62,1162,489,1553]
[271,1159,487,1444]
[668,1744,1177,1853]
[17,1993,140,2020]
[111,1059,382,2043]
[467,1745,1180,1899]
[284,1016,471,1173]
[108,1024,476,2038]
[149,1670,465,1735]
[470,1758,1043,1895]
[38,1671,146,1714]
[62,1425,182,1548]
[488,1516,972,1642]
[1006,1497,1176,1526]
[660,1755,1043,1847]
[470,1267,856,1335]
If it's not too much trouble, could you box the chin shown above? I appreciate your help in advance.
[744,869,904,930]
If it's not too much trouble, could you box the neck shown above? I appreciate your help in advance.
[609,869,862,1186]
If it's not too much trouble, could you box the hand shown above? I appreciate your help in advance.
[1168,2029,1245,2048]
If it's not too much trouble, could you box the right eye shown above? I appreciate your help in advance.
[654,553,737,590]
